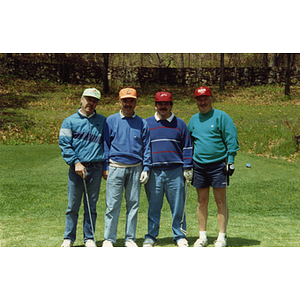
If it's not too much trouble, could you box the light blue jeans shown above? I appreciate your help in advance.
[144,167,187,243]
[104,164,142,244]
[64,163,103,243]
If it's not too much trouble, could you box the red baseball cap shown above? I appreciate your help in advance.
[155,91,172,102]
[194,86,212,98]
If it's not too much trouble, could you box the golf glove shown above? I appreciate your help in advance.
[139,171,149,184]
[184,169,193,183]
[225,163,235,176]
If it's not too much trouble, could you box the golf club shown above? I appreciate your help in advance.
[224,159,230,241]
[82,176,95,242]
[225,173,228,238]
[180,182,189,235]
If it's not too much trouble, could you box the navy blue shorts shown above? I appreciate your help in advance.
[192,160,227,189]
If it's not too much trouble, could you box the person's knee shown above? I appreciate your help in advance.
[197,188,210,206]
[198,196,209,207]
[213,187,226,208]
[215,197,226,208]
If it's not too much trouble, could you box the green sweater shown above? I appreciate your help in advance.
[188,109,239,164]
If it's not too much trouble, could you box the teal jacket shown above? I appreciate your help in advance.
[188,109,239,164]
[59,109,107,169]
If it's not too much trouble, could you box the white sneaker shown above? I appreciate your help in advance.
[102,240,114,247]
[143,238,156,247]
[177,238,189,247]
[214,239,227,247]
[125,240,138,247]
[85,239,96,247]
[193,237,208,247]
[61,239,73,247]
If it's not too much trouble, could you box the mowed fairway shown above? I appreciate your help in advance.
[1,144,299,247]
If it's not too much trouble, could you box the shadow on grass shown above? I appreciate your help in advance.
[225,237,261,247]
[76,238,176,247]
[185,236,260,247]
[206,236,261,247]
[76,236,260,247]
[0,94,38,131]
[0,93,37,109]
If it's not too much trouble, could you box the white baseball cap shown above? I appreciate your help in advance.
[82,88,101,100]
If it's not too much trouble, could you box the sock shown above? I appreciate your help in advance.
[218,232,226,241]
[199,231,207,239]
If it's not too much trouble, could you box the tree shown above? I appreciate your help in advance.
[261,54,268,67]
[234,54,238,84]
[269,53,283,68]
[220,53,225,91]
[269,53,278,67]
[102,53,109,94]
[180,53,184,68]
[156,54,173,68]
[60,53,69,83]
[285,53,292,96]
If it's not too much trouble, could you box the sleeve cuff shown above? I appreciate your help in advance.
[228,155,235,164]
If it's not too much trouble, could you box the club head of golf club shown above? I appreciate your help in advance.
[180,226,188,235]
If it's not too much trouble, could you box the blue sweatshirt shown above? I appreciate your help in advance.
[104,111,151,172]
[146,113,193,170]
[188,108,239,164]
[59,109,107,169]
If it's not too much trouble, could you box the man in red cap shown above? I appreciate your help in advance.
[143,91,193,247]
[188,86,239,247]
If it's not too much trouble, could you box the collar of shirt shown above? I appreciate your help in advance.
[120,110,136,119]
[154,112,174,122]
[78,109,95,119]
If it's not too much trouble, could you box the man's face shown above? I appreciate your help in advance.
[120,97,136,117]
[195,95,213,114]
[80,96,98,116]
[155,101,173,120]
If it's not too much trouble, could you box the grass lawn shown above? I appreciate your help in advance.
[1,144,299,247]
[1,79,300,247]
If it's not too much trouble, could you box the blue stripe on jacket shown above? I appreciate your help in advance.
[73,131,103,144]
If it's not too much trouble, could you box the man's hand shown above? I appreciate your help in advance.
[139,171,149,184]
[102,170,109,180]
[75,162,86,178]
[225,163,235,176]
[183,169,193,185]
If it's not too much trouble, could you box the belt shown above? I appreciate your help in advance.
[82,162,100,167]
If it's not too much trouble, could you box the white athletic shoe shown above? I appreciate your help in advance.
[193,237,208,247]
[177,238,189,247]
[125,240,138,247]
[61,239,73,247]
[85,239,96,247]
[143,238,156,247]
[214,239,227,247]
[102,240,114,247]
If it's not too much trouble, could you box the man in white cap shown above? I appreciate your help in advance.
[59,88,107,247]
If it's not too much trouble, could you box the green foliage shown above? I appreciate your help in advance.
[1,78,300,163]
[3,53,295,68]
